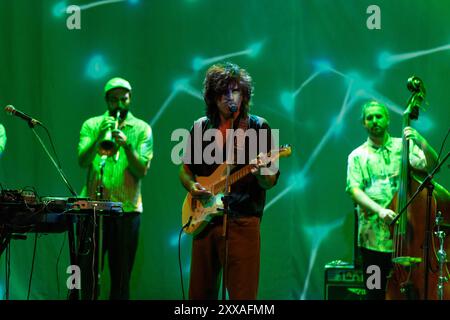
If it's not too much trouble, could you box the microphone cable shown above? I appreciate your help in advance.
[178,216,192,300]
[435,127,450,165]
[26,232,39,300]
[56,231,67,300]
[4,240,11,300]
[91,206,97,300]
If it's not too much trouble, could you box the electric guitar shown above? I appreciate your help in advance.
[181,145,292,235]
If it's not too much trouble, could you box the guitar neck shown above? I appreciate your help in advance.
[213,165,252,194]
[209,146,289,194]
[397,114,412,232]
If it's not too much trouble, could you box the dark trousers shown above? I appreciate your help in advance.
[360,247,393,300]
[189,215,261,300]
[78,213,140,300]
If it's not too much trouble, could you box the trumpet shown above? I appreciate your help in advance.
[99,110,120,156]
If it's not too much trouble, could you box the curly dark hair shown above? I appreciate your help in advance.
[203,62,253,127]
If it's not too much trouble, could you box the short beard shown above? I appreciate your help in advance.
[368,127,387,141]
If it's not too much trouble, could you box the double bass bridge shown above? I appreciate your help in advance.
[392,256,422,267]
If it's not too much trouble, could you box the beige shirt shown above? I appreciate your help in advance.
[346,135,426,252]
[78,112,153,212]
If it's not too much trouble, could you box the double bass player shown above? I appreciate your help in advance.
[346,100,438,300]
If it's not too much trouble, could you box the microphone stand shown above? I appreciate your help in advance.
[29,123,78,198]
[221,108,236,301]
[90,155,107,300]
[27,121,79,300]
[434,211,448,300]
[390,151,450,299]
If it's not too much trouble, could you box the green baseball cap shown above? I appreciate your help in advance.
[104,77,132,95]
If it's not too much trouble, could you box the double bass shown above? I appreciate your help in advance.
[386,76,450,300]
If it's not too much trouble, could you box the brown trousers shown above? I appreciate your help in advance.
[189,215,261,300]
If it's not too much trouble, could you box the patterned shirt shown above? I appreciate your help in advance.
[346,134,427,252]
[78,111,153,213]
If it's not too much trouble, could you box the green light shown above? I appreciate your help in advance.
[280,91,295,112]
[52,1,67,18]
[85,55,111,79]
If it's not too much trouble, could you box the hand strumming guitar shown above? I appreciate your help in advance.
[190,182,212,199]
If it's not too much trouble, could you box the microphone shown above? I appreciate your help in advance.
[4,105,42,126]
[225,88,238,113]
[228,101,237,113]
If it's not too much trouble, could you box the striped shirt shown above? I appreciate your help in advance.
[78,112,153,213]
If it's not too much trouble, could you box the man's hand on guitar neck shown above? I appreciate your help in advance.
[190,182,212,199]
[250,153,269,175]
[250,153,278,189]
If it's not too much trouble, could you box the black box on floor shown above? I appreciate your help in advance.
[324,260,366,300]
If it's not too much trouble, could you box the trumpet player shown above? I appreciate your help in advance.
[77,77,154,300]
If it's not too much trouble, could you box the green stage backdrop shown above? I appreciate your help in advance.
[0,0,449,299]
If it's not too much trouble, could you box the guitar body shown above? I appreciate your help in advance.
[181,145,292,236]
[182,163,228,236]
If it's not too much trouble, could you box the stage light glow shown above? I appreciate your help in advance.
[299,218,345,300]
[377,51,393,70]
[330,114,345,137]
[247,41,263,57]
[191,57,204,72]
[172,78,191,92]
[288,171,309,192]
[169,232,187,247]
[85,55,111,79]
[378,43,450,69]
[191,41,264,71]
[346,71,374,95]
[52,1,68,18]
[280,91,296,112]
[150,90,179,127]
[414,114,434,132]
[312,59,332,73]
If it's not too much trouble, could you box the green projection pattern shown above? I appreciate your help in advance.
[0,0,449,299]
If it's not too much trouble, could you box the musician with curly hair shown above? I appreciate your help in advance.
[179,62,280,299]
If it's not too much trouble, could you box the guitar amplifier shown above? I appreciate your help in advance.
[324,260,366,300]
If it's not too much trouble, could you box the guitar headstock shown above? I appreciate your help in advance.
[276,144,292,158]
[259,144,292,165]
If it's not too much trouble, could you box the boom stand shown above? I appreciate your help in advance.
[28,122,79,300]
[391,151,450,300]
